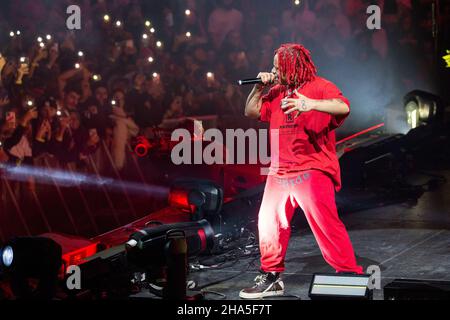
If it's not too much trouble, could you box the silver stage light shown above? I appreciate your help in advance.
[404,90,444,129]
[309,273,373,300]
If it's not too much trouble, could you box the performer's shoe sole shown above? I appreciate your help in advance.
[239,289,285,299]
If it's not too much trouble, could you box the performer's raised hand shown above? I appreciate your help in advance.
[256,71,276,89]
[281,92,315,118]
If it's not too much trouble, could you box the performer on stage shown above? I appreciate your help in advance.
[240,43,363,299]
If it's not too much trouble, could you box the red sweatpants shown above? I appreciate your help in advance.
[258,170,363,274]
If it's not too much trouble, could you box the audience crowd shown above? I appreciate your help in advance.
[0,0,445,173]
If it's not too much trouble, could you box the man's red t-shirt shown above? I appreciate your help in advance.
[260,76,350,191]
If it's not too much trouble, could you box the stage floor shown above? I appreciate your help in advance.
[127,168,450,300]
[170,169,450,300]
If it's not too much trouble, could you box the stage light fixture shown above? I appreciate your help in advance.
[156,41,162,48]
[309,273,373,300]
[142,33,148,39]
[148,56,154,63]
[9,31,14,37]
[404,90,443,129]
[134,136,152,157]
[46,34,51,40]
[185,9,191,16]
[150,28,156,33]
[125,219,215,268]
[78,220,215,299]
[186,31,192,38]
[145,20,151,27]
[103,14,110,22]
[0,237,62,299]
[1,246,13,267]
[1,237,62,274]
[37,36,43,43]
[168,179,223,220]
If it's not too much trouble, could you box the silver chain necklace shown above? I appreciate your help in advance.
[285,82,306,98]
[281,83,306,109]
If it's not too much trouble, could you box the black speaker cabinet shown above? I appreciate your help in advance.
[384,279,450,300]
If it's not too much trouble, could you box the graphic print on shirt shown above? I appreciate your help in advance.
[278,102,299,135]
[285,112,294,123]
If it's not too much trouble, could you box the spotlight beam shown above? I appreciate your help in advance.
[0,163,169,198]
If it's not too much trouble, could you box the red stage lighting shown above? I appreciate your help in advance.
[134,136,152,157]
[168,179,223,220]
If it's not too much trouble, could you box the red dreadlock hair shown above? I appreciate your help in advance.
[275,43,317,88]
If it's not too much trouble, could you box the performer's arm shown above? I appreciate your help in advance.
[244,85,263,119]
[311,98,349,116]
[282,95,349,117]
[244,72,276,119]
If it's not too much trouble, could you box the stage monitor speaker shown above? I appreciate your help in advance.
[309,273,373,300]
[384,279,450,300]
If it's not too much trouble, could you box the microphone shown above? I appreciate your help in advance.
[237,73,278,86]
[237,78,263,86]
